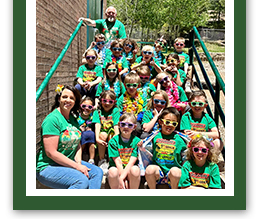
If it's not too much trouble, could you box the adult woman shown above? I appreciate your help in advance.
[36,85,103,189]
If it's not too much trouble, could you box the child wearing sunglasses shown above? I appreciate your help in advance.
[153,38,167,70]
[77,96,96,164]
[135,65,156,102]
[103,40,128,79]
[164,53,186,87]
[178,135,221,189]
[156,72,188,114]
[145,107,187,189]
[82,34,110,68]
[132,45,162,80]
[108,113,142,189]
[180,90,224,154]
[141,90,169,139]
[173,37,190,74]
[95,62,126,106]
[121,38,139,68]
[92,90,120,175]
[117,72,147,137]
[75,49,103,101]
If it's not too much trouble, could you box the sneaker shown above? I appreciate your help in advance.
[88,159,95,165]
[98,159,109,175]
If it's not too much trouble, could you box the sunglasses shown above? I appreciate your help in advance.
[125,83,139,88]
[166,58,177,65]
[154,99,166,105]
[175,43,185,47]
[80,104,93,110]
[159,76,169,84]
[101,99,115,104]
[107,68,117,73]
[139,75,150,80]
[161,119,178,127]
[86,56,96,60]
[190,102,206,107]
[96,41,105,46]
[143,51,153,55]
[119,122,135,129]
[192,147,209,154]
[158,42,165,48]
[112,47,123,52]
[124,43,133,48]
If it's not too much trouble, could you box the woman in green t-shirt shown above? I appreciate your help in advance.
[36,85,103,189]
[179,135,221,189]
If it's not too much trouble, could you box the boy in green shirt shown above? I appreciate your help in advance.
[108,113,142,189]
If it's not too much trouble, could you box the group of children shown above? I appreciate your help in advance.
[69,34,223,189]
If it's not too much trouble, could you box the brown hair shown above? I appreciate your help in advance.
[85,49,98,58]
[124,71,141,84]
[135,65,151,76]
[110,40,123,49]
[119,113,137,124]
[158,107,181,123]
[146,90,170,111]
[94,33,105,41]
[188,90,208,103]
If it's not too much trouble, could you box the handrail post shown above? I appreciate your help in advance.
[36,20,84,102]
[189,29,195,65]
[214,80,220,126]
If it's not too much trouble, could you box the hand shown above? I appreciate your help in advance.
[119,177,125,189]
[133,49,138,54]
[137,140,143,148]
[96,138,108,147]
[93,104,98,110]
[76,163,91,178]
[87,82,93,90]
[83,82,90,90]
[78,17,85,22]
[90,41,96,48]
[153,108,163,117]
[150,61,155,67]
[176,102,187,109]
[184,130,196,138]
[80,125,86,132]
[140,61,146,65]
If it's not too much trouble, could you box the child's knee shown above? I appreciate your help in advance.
[99,132,108,141]
[213,139,223,152]
[168,167,181,179]
[108,167,119,178]
[130,166,140,177]
[145,165,159,176]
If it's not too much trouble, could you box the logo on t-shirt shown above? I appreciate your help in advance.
[189,172,210,188]
[155,138,176,165]
[118,148,133,167]
[61,126,81,150]
[83,71,97,82]
[101,116,113,131]
[191,123,206,132]
[178,56,185,67]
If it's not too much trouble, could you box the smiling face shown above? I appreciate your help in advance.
[119,117,136,139]
[124,42,133,53]
[59,88,76,112]
[153,94,167,113]
[96,38,105,50]
[125,79,139,97]
[85,50,97,66]
[189,96,207,118]
[174,40,185,52]
[106,64,118,80]
[111,43,122,57]
[106,7,117,22]
[80,99,93,117]
[158,73,171,88]
[101,94,116,112]
[159,113,178,135]
[192,141,209,165]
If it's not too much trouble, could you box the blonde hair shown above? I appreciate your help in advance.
[135,65,151,76]
[146,90,170,110]
[156,72,172,83]
[119,113,137,124]
[174,37,185,43]
[85,49,98,58]
[124,72,141,84]
[186,137,218,163]
[142,45,154,53]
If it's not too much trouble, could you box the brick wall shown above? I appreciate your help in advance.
[36,0,88,149]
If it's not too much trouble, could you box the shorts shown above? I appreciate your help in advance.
[157,168,171,188]
[80,130,96,145]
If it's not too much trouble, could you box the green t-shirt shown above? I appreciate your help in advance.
[152,132,187,174]
[153,49,166,65]
[36,109,81,172]
[135,56,161,79]
[178,69,187,83]
[141,110,159,131]
[137,82,156,101]
[179,160,221,189]
[76,64,103,82]
[95,19,127,46]
[174,51,190,70]
[103,54,128,73]
[180,111,217,132]
[95,79,126,100]
[92,107,120,133]
[108,134,140,168]
[117,91,147,117]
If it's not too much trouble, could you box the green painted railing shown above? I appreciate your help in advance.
[36,20,84,102]
[189,26,225,127]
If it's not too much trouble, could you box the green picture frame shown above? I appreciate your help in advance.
[13,0,245,210]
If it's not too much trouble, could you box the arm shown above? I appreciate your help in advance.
[119,156,138,180]
[184,63,188,74]
[143,109,161,133]
[78,17,96,27]
[77,77,85,86]
[95,123,108,147]
[114,125,120,136]
[89,76,102,88]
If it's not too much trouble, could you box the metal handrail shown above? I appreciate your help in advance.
[36,20,84,102]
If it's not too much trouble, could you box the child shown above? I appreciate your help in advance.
[173,37,190,74]
[179,135,221,189]
[75,49,103,101]
[131,45,162,79]
[156,72,188,114]
[141,90,170,139]
[92,90,120,174]
[145,107,187,189]
[117,72,147,136]
[103,40,129,79]
[180,90,223,154]
[95,62,126,107]
[153,38,167,70]
[121,38,139,69]
[165,53,186,87]
[82,33,110,68]
[135,65,156,102]
[78,96,96,164]
[108,113,142,189]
